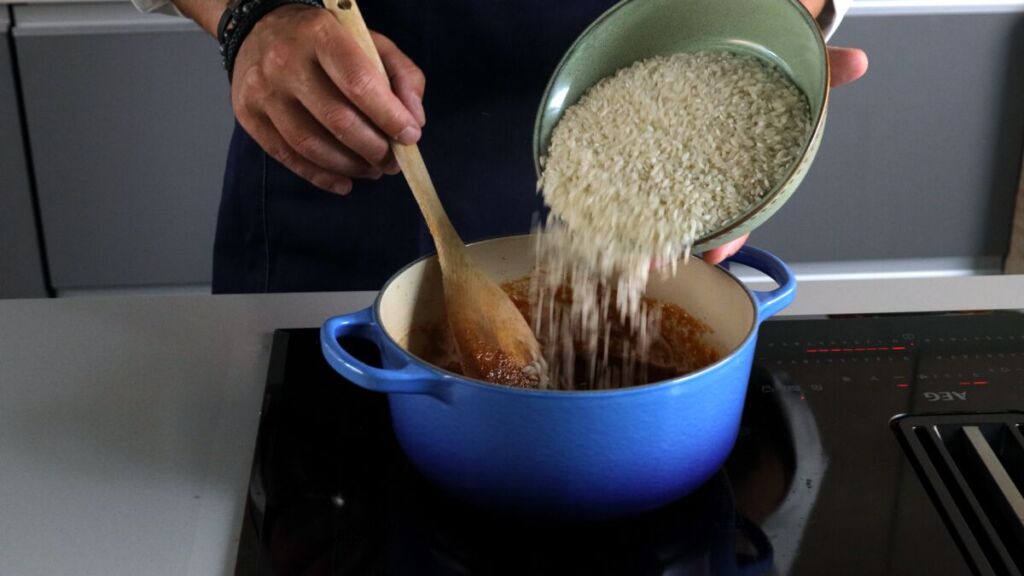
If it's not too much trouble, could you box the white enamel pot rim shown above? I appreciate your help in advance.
[325,234,797,397]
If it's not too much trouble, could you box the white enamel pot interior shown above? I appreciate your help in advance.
[386,234,761,366]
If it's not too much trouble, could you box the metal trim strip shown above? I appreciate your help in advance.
[850,0,1024,16]
[12,3,197,35]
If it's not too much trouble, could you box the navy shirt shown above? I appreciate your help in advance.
[213,1,612,293]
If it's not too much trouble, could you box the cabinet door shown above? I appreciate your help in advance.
[753,8,1024,267]
[0,7,47,298]
[13,3,233,291]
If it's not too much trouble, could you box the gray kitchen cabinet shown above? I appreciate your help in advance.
[8,3,1024,293]
[754,9,1024,268]
[0,7,48,298]
[12,3,233,291]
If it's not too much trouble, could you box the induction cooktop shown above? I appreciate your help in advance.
[235,310,1024,575]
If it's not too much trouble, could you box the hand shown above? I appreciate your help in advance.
[231,5,426,195]
[702,44,869,265]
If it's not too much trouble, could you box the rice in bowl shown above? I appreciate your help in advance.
[527,50,811,390]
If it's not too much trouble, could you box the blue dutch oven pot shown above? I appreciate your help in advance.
[321,235,795,519]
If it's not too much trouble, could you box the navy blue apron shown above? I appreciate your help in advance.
[213,1,612,293]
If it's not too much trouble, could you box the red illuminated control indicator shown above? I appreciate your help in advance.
[897,380,989,389]
[806,345,909,353]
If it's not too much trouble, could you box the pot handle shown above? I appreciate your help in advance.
[725,246,796,323]
[320,308,443,397]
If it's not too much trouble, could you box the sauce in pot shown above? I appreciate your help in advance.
[411,275,720,390]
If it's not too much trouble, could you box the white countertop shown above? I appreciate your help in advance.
[0,291,375,576]
[1,276,1022,575]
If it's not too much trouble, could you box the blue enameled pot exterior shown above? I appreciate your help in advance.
[321,239,795,519]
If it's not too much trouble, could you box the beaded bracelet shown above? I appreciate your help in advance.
[218,0,324,82]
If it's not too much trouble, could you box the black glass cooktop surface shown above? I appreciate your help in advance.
[235,310,1024,575]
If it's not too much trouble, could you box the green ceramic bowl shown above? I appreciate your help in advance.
[533,0,830,253]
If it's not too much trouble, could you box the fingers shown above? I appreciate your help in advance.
[243,113,355,195]
[263,96,382,179]
[828,47,869,87]
[373,32,427,127]
[701,234,750,266]
[799,0,827,18]
[231,6,416,188]
[292,68,399,173]
[315,23,422,145]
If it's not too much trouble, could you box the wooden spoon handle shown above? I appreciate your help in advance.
[391,146,465,267]
[324,0,465,267]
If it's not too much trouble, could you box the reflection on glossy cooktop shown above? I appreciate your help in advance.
[236,310,1024,575]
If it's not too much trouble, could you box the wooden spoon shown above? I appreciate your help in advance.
[324,0,544,388]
